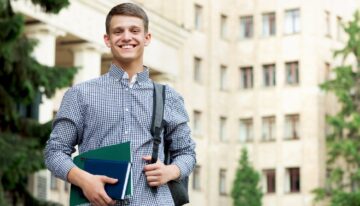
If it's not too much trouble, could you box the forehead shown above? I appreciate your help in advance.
[109,15,145,29]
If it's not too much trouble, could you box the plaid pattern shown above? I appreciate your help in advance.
[44,64,196,206]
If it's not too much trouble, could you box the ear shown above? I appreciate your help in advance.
[103,34,111,48]
[144,32,151,46]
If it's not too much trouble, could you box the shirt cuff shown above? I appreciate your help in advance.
[171,159,194,180]
[57,160,77,181]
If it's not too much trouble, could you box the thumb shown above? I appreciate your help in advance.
[142,155,152,161]
[101,176,118,184]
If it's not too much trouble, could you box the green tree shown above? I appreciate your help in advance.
[0,0,77,205]
[231,148,262,206]
[313,11,360,206]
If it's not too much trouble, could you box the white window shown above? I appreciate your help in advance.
[240,66,254,89]
[194,4,203,31]
[325,11,331,37]
[239,118,253,142]
[50,174,58,190]
[285,61,299,85]
[240,16,253,39]
[284,9,300,34]
[219,169,227,195]
[219,116,227,141]
[220,65,227,90]
[220,14,228,39]
[262,116,276,141]
[193,110,202,135]
[336,16,343,41]
[262,12,276,36]
[263,64,276,87]
[284,114,300,139]
[194,57,202,83]
[193,165,201,190]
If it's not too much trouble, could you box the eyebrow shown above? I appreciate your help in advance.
[112,25,142,30]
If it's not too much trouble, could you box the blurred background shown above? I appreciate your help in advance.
[2,0,360,205]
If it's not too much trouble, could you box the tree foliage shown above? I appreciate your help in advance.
[313,10,360,206]
[0,0,76,205]
[231,148,262,206]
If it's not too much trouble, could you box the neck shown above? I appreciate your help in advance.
[113,60,144,79]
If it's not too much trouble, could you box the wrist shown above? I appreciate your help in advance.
[68,167,92,189]
[166,164,180,181]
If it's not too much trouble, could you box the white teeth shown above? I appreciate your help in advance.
[120,44,134,49]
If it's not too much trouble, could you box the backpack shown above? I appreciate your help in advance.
[150,82,190,206]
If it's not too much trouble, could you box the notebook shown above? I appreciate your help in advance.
[83,159,131,200]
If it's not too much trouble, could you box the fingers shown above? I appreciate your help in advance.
[142,155,152,161]
[143,163,160,171]
[82,175,116,206]
[88,190,110,206]
[145,170,161,177]
[101,175,118,184]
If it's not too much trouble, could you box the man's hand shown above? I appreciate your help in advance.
[142,155,180,187]
[67,167,117,206]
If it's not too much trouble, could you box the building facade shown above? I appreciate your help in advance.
[12,0,360,205]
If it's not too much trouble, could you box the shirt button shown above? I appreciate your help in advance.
[125,108,129,112]
[125,88,129,91]
[125,131,128,134]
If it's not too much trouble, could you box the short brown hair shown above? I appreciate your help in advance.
[105,3,149,34]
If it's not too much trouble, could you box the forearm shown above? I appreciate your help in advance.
[166,164,181,181]
[67,166,92,188]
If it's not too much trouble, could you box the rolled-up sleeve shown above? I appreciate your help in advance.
[164,86,196,180]
[44,87,84,181]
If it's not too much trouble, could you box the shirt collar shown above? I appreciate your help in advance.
[109,63,150,83]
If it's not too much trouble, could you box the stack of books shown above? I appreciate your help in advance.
[70,141,133,206]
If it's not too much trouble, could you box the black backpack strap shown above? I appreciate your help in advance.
[151,82,166,164]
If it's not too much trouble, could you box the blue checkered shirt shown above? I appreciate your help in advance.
[44,64,196,206]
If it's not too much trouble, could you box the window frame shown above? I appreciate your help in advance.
[240,15,254,39]
[262,12,276,37]
[284,9,300,34]
[240,66,254,89]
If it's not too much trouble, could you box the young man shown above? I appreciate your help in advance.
[44,3,196,206]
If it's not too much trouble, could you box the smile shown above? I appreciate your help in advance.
[119,44,136,49]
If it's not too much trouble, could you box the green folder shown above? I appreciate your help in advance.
[69,141,132,206]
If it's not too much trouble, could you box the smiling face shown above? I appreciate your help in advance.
[104,15,151,67]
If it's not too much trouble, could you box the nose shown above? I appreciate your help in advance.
[122,30,132,41]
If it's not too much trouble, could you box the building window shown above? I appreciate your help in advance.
[239,118,253,142]
[262,12,276,37]
[194,4,203,31]
[64,182,69,192]
[284,9,300,34]
[240,66,254,89]
[194,57,202,83]
[193,165,201,190]
[324,62,331,82]
[220,65,227,90]
[240,16,253,39]
[336,16,343,41]
[263,64,276,87]
[193,110,202,135]
[50,174,58,190]
[325,11,331,37]
[220,14,228,39]
[219,116,227,141]
[284,114,300,140]
[219,169,227,195]
[263,169,276,194]
[285,61,299,85]
[286,168,300,193]
[262,116,276,141]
